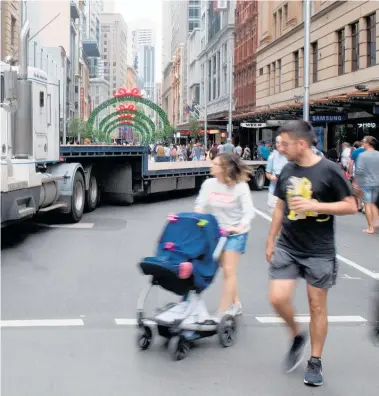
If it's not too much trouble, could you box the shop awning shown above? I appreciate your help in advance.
[234,87,379,121]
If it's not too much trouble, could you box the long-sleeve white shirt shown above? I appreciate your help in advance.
[194,178,256,233]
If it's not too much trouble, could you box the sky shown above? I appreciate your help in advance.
[108,0,163,82]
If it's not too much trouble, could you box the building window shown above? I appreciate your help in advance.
[337,29,345,75]
[351,22,359,71]
[294,51,299,88]
[11,16,16,46]
[273,13,277,39]
[259,68,263,76]
[267,65,271,95]
[312,41,318,82]
[366,13,376,67]
[279,9,283,36]
[278,59,282,92]
[217,51,220,98]
[284,4,288,21]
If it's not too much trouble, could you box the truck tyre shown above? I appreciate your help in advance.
[70,171,85,222]
[251,167,266,191]
[86,174,98,212]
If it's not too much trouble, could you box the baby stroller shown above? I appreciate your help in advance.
[136,212,237,360]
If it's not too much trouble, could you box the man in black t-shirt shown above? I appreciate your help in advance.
[265,120,357,387]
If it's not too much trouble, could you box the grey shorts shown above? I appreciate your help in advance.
[269,247,338,289]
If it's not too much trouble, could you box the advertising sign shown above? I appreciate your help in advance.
[310,114,347,123]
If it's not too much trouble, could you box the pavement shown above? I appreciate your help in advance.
[1,190,379,396]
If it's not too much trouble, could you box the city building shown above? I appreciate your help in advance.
[126,65,137,90]
[172,45,185,127]
[82,0,102,78]
[167,0,201,129]
[162,61,173,125]
[244,0,379,148]
[0,0,21,61]
[154,82,162,127]
[89,77,110,129]
[100,13,128,96]
[197,0,236,136]
[234,0,258,114]
[132,25,155,104]
[187,27,201,113]
[162,0,173,74]
[28,0,82,130]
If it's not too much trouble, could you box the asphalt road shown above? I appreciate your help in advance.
[1,190,379,396]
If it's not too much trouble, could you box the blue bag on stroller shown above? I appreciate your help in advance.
[139,212,221,294]
[136,212,237,360]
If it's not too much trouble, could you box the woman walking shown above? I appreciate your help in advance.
[194,153,256,317]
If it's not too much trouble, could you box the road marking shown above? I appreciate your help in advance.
[341,274,362,280]
[256,315,367,324]
[0,319,84,328]
[254,208,379,280]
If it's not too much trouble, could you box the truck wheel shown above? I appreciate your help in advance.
[70,171,85,222]
[251,167,266,191]
[86,174,98,212]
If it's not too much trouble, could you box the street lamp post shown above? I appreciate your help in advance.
[303,0,311,121]
[204,9,208,148]
[228,54,233,140]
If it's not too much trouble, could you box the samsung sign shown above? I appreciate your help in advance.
[310,114,347,122]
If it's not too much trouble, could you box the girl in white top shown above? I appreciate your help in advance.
[195,153,255,317]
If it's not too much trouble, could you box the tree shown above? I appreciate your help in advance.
[188,117,202,141]
[68,117,89,141]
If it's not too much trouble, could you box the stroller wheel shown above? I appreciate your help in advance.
[168,336,190,361]
[137,326,153,350]
[218,315,237,348]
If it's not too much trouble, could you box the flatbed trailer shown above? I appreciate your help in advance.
[60,145,267,210]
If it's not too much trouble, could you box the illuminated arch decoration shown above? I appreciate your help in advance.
[104,116,151,138]
[87,87,170,134]
[107,120,148,144]
[104,118,150,144]
[98,105,155,135]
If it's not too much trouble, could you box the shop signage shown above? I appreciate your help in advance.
[266,120,288,126]
[310,114,347,122]
[358,122,376,128]
[241,122,267,128]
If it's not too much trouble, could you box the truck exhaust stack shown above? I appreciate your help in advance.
[14,20,33,159]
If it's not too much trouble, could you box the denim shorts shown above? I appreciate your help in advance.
[224,233,248,254]
[362,186,379,203]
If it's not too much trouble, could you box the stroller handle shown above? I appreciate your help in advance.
[212,235,229,262]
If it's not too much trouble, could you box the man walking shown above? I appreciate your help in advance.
[265,136,288,214]
[265,120,357,386]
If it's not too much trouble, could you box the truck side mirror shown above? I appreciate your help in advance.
[3,70,18,101]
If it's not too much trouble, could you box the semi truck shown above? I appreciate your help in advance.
[1,20,267,227]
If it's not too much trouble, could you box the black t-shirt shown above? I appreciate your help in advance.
[274,158,353,257]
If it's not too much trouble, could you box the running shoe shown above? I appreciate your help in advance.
[304,357,323,386]
[284,331,308,373]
